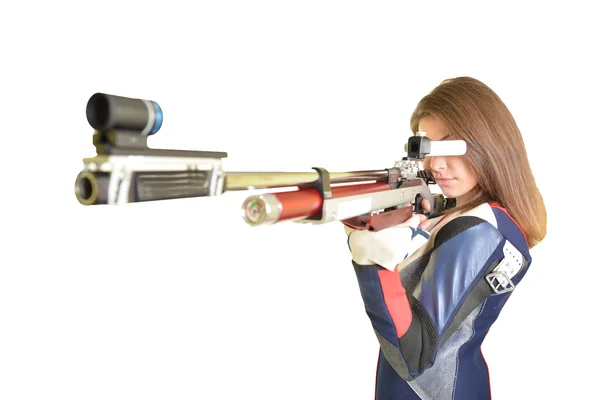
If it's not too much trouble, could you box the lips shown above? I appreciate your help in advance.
[435,177,455,186]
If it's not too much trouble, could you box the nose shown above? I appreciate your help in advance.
[429,156,446,171]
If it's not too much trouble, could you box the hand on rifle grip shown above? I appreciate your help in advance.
[344,212,430,271]
[414,196,431,215]
[416,198,432,230]
[399,199,431,230]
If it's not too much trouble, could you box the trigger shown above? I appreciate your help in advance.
[414,194,430,217]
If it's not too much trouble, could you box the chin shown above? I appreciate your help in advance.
[438,188,464,199]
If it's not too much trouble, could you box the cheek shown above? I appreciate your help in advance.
[447,158,478,187]
[458,163,479,188]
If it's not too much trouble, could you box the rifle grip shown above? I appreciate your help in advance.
[341,206,413,232]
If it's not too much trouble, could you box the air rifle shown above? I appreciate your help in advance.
[74,93,466,231]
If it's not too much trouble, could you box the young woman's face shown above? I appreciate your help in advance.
[418,115,479,206]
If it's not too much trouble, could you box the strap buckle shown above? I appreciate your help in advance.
[485,271,515,294]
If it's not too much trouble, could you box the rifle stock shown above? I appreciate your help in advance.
[75,93,462,231]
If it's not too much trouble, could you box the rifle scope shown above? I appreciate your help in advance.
[86,93,163,135]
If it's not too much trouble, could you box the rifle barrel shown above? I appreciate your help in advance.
[223,170,389,191]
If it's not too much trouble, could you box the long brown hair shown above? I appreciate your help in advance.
[410,77,546,248]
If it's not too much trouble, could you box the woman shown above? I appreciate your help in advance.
[344,77,546,399]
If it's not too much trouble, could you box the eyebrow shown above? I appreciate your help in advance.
[438,135,450,141]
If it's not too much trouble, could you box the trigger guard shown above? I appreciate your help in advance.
[414,193,433,217]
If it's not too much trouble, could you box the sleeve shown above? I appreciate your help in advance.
[349,215,531,381]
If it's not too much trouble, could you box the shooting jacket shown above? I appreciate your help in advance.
[348,202,532,400]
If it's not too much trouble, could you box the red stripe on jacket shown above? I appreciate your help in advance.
[377,267,412,337]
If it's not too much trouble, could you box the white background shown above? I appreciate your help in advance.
[1,1,598,399]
